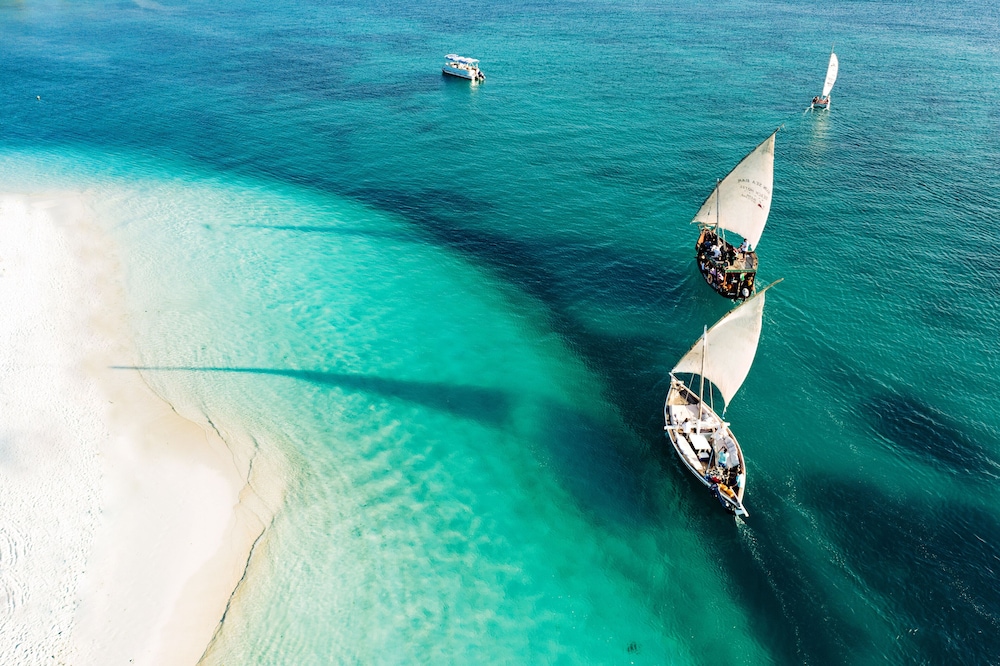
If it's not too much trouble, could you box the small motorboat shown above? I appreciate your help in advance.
[442,54,485,82]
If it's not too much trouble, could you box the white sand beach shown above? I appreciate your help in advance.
[0,193,273,665]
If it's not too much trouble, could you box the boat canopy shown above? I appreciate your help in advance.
[445,54,480,66]
[672,286,769,407]
[691,131,776,250]
[822,52,839,98]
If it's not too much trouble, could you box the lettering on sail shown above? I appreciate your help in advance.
[736,178,771,209]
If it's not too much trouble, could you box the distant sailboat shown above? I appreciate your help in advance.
[694,131,777,301]
[663,281,779,517]
[811,49,839,110]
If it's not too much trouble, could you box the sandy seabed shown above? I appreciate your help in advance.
[0,193,274,665]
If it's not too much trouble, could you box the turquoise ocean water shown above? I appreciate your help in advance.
[2,0,999,663]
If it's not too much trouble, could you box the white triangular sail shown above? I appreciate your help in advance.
[672,287,768,407]
[691,132,775,250]
[822,52,839,98]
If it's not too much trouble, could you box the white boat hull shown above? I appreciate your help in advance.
[664,378,748,517]
[442,66,483,82]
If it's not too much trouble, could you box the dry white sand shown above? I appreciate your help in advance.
[0,193,273,665]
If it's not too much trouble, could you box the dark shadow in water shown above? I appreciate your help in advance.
[694,406,1000,666]
[721,482,872,665]
[718,337,1000,662]
[868,392,1000,478]
[347,185,689,313]
[804,338,1000,479]
[802,474,1000,664]
[114,366,513,430]
[535,399,655,531]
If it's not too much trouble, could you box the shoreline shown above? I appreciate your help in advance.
[0,192,275,665]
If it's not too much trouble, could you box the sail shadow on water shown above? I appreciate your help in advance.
[115,365,656,525]
[114,366,514,430]
[223,211,688,456]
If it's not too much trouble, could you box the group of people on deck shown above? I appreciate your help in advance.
[697,230,756,300]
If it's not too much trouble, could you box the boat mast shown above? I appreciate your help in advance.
[715,178,722,243]
[698,325,707,423]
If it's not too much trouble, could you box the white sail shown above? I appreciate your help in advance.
[691,132,775,250]
[672,287,768,407]
[821,52,839,98]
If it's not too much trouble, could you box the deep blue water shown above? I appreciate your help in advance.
[2,0,1000,663]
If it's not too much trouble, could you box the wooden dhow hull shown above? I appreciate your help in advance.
[695,227,757,301]
[664,377,748,517]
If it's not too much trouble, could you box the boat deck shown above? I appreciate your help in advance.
[695,229,757,300]
[665,380,747,511]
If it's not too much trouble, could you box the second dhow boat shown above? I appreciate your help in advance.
[693,130,777,301]
[664,281,779,517]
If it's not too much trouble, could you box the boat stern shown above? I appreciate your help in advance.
[711,483,749,518]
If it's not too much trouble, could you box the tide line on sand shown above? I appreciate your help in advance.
[0,192,277,665]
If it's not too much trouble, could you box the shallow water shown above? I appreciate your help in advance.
[2,0,999,663]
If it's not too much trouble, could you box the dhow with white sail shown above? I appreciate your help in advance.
[694,131,776,301]
[664,281,779,517]
[811,49,839,110]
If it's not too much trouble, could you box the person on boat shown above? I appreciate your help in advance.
[739,238,750,253]
[701,231,717,253]
[812,96,820,104]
